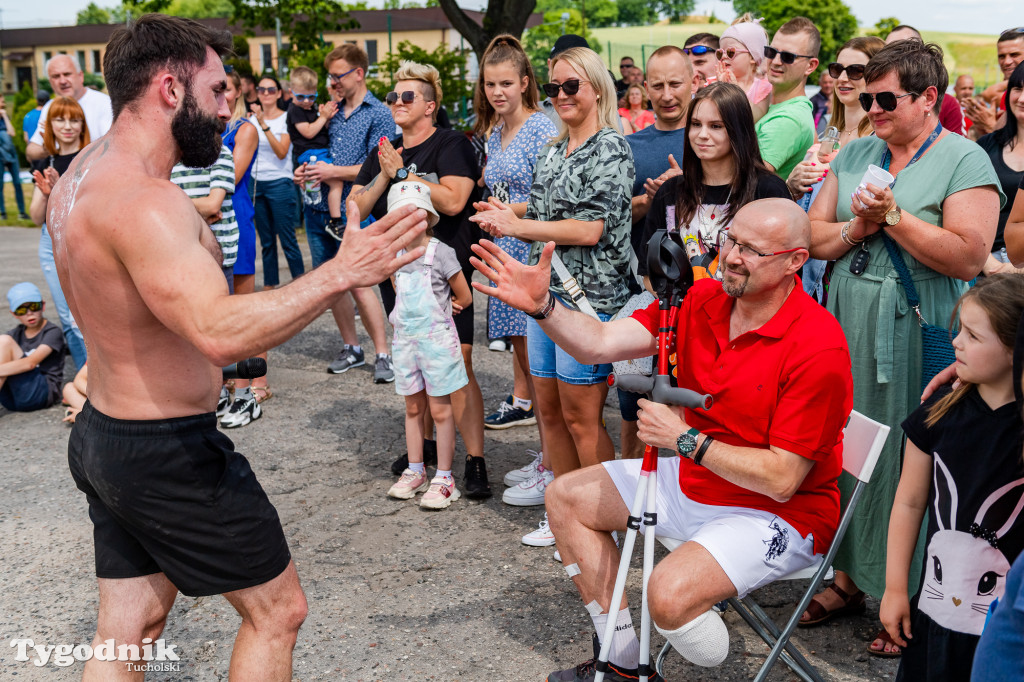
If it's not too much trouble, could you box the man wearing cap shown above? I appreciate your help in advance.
[541,34,592,125]
[1,282,66,413]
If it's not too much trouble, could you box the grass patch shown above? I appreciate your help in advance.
[0,181,35,227]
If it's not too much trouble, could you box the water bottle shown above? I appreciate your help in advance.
[303,155,322,205]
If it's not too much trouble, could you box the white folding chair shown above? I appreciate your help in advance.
[654,410,890,682]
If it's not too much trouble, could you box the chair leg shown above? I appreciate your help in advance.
[730,598,824,682]
[654,641,671,678]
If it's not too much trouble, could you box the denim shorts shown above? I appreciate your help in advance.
[526,298,612,385]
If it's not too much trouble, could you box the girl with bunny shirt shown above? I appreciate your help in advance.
[880,273,1024,678]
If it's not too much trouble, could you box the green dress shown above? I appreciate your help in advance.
[826,133,1002,598]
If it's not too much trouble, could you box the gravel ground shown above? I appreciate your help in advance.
[0,225,899,681]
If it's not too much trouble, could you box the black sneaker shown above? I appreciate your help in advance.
[463,454,492,499]
[484,395,537,430]
[390,439,438,476]
[325,217,346,241]
[547,633,664,682]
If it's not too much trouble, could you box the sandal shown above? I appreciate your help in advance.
[252,386,273,404]
[867,629,903,658]
[798,582,866,627]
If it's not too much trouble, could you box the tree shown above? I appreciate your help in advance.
[868,16,900,39]
[521,8,601,81]
[730,0,857,71]
[437,0,537,64]
[365,40,472,117]
[230,0,359,67]
[655,0,695,22]
[76,3,111,25]
[164,0,233,18]
[617,0,654,26]
[536,0,617,28]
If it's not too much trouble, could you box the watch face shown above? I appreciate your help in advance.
[396,168,408,180]
[676,433,698,455]
[885,208,901,226]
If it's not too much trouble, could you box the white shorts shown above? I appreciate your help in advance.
[603,457,820,598]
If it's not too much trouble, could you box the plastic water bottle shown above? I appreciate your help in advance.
[303,155,322,205]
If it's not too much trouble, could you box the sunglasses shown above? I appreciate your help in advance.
[683,45,713,56]
[827,62,866,80]
[542,79,588,98]
[13,301,43,316]
[385,90,418,105]
[328,66,358,86]
[1000,27,1024,40]
[859,91,918,112]
[715,48,750,61]
[763,46,816,64]
[223,64,234,74]
[291,91,317,102]
[256,86,278,94]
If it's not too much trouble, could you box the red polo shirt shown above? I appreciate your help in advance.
[631,278,853,552]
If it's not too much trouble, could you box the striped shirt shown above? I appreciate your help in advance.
[171,145,238,267]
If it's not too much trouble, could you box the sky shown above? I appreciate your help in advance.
[0,0,1014,36]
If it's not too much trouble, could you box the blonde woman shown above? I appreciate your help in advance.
[350,60,493,498]
[471,47,634,539]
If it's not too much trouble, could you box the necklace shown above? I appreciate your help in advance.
[696,186,732,239]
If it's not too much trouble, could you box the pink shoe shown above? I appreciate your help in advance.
[420,476,461,509]
[388,468,429,499]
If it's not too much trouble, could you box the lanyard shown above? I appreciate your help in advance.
[880,122,943,188]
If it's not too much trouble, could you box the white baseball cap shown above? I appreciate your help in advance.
[386,181,439,228]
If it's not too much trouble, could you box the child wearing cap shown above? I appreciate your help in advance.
[1,282,67,412]
[385,182,473,509]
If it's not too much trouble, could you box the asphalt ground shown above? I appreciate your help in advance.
[0,225,899,680]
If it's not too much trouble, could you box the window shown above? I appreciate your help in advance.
[77,51,87,71]
[43,51,52,63]
[365,39,378,65]
[261,44,273,73]
[92,50,102,73]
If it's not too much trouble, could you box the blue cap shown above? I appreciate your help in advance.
[7,282,43,312]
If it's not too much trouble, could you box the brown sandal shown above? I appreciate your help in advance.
[798,583,866,627]
[252,385,273,404]
[867,629,903,657]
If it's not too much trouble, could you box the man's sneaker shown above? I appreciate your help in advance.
[547,633,664,682]
[327,345,365,374]
[504,449,544,487]
[488,338,507,352]
[391,440,438,476]
[420,476,461,509]
[485,395,537,430]
[216,386,232,418]
[221,391,261,428]
[463,454,492,499]
[522,512,556,546]
[387,468,430,499]
[373,354,395,383]
[503,466,553,506]
[325,217,346,241]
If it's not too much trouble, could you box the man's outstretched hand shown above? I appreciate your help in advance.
[470,239,554,316]
[334,199,428,289]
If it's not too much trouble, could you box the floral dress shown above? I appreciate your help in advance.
[484,112,558,338]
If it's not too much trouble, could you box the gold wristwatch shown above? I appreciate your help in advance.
[884,205,902,226]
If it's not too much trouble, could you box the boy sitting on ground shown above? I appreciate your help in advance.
[286,65,345,236]
[1,282,66,413]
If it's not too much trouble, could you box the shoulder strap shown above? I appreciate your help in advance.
[880,232,920,308]
[549,252,600,320]
[423,238,439,267]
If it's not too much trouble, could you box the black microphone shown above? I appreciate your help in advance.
[222,358,267,380]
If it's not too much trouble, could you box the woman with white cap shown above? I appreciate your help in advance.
[715,17,773,121]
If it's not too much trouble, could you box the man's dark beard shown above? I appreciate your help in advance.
[172,90,226,168]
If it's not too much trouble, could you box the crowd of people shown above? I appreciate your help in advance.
[5,10,1024,682]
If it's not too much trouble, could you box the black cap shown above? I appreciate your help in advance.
[550,34,590,59]
[36,90,50,104]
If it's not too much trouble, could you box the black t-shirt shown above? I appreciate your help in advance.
[50,150,81,177]
[354,127,482,267]
[637,171,791,277]
[6,321,66,404]
[977,133,1023,251]
[286,102,329,164]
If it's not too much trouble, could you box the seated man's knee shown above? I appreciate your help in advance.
[648,562,704,627]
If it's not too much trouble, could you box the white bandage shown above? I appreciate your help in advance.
[655,609,729,667]
[585,600,604,616]
[564,563,581,578]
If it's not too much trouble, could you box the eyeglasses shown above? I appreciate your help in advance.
[385,90,419,105]
[721,235,804,260]
[542,79,588,98]
[13,301,43,316]
[858,91,918,112]
[328,66,358,87]
[763,46,816,64]
[291,91,317,102]
[715,48,750,61]
[52,117,84,127]
[827,62,866,80]
[256,86,278,94]
[683,45,713,56]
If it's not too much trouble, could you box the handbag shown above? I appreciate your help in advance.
[880,233,957,391]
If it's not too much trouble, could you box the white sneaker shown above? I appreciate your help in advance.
[488,338,507,352]
[502,466,553,506]
[503,449,543,487]
[522,512,556,547]
[220,390,261,428]
[553,549,561,562]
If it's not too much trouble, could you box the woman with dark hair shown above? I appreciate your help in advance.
[805,40,1002,656]
[977,61,1024,274]
[638,81,790,283]
[250,74,303,289]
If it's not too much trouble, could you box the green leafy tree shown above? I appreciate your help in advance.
[164,0,233,17]
[536,0,617,28]
[617,0,654,26]
[437,0,537,64]
[11,83,40,165]
[868,16,900,39]
[655,0,695,22]
[522,8,602,80]
[76,2,111,24]
[366,40,472,117]
[731,0,857,72]
[230,0,359,67]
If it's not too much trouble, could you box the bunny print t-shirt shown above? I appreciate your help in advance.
[898,386,1024,682]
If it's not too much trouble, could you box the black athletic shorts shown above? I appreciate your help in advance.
[68,402,291,597]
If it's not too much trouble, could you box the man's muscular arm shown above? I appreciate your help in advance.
[109,189,426,365]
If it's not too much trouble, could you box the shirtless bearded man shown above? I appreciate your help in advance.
[46,14,427,681]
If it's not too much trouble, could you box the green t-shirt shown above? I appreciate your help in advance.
[755,96,814,180]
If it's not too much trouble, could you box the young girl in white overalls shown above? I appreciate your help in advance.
[385,182,474,509]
